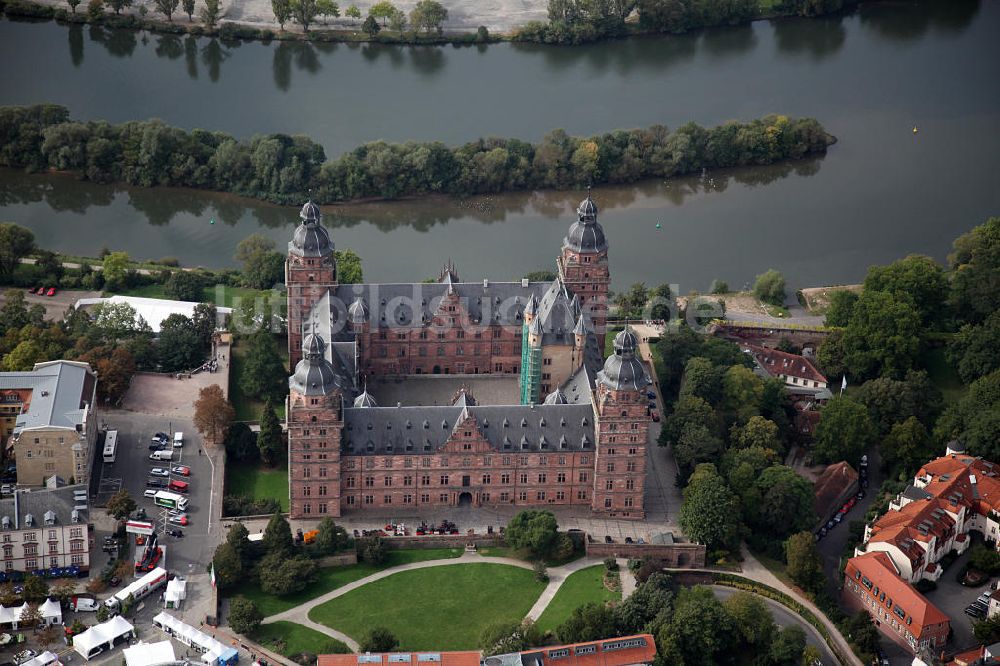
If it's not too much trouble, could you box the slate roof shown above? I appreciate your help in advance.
[0,361,96,435]
[341,404,595,456]
[0,485,88,530]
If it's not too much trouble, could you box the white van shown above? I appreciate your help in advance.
[149,450,173,461]
[72,596,99,612]
[173,432,184,448]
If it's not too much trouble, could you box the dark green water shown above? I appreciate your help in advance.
[0,0,998,290]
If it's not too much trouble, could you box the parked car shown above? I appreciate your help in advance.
[171,465,191,476]
[154,432,169,441]
[856,489,866,500]
[149,441,166,451]
[825,519,836,530]
[625,536,634,544]
[646,391,656,400]
[149,467,169,477]
[0,485,12,496]
[650,410,660,422]
[966,605,986,618]
[146,477,167,488]
[34,287,45,295]
[13,650,36,664]
[72,596,99,612]
[166,529,184,538]
[46,287,56,297]
[604,535,613,544]
[168,514,189,526]
[143,489,157,498]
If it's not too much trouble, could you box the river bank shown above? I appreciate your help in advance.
[1,0,856,47]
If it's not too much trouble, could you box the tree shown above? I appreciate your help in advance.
[258,553,317,595]
[504,510,559,558]
[974,615,1000,645]
[0,583,17,607]
[362,14,380,36]
[819,287,854,328]
[409,0,447,33]
[106,489,136,521]
[614,282,649,319]
[480,620,530,656]
[753,269,786,306]
[753,466,816,540]
[227,596,264,634]
[258,397,283,466]
[106,0,132,13]
[292,0,319,32]
[19,602,43,628]
[224,422,259,462]
[843,612,879,655]
[657,586,738,666]
[51,579,77,605]
[91,301,146,344]
[935,370,1000,461]
[201,0,221,27]
[679,464,741,551]
[193,384,235,447]
[212,542,243,591]
[156,313,205,371]
[164,271,204,301]
[785,531,823,592]
[855,371,941,437]
[182,0,195,18]
[388,7,406,32]
[315,0,338,23]
[263,511,295,556]
[556,601,617,644]
[673,422,723,482]
[865,254,949,325]
[2,341,43,372]
[948,310,1000,384]
[369,0,395,25]
[345,3,360,19]
[21,575,49,603]
[0,223,35,279]
[615,572,673,634]
[660,394,717,445]
[272,0,292,28]
[729,416,779,450]
[721,365,764,420]
[813,396,875,464]
[949,217,1000,324]
[67,0,82,12]
[313,517,348,555]
[722,591,775,648]
[837,289,924,380]
[769,625,807,666]
[240,331,286,401]
[679,357,721,405]
[227,522,252,562]
[95,603,110,623]
[154,0,180,20]
[881,417,934,478]
[361,627,399,653]
[35,250,64,283]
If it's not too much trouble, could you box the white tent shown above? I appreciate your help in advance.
[73,295,232,333]
[74,615,135,660]
[123,640,177,666]
[164,578,187,608]
[152,612,229,666]
[39,598,62,626]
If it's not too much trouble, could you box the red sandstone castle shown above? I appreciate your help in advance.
[284,195,651,520]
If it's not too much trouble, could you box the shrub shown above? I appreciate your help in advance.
[603,557,618,572]
[533,561,549,583]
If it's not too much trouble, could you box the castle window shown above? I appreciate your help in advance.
[519,473,528,484]
[606,479,613,491]
[607,463,615,472]
[557,472,566,483]
[440,475,450,485]
[501,473,510,484]
[440,493,449,503]
[537,491,546,501]
[384,495,392,504]
[384,476,392,487]
[577,490,587,500]
[626,479,634,490]
[624,497,633,507]
[604,498,612,508]
[538,473,547,483]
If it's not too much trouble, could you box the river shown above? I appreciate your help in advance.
[0,0,998,291]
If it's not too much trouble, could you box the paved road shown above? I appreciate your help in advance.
[712,586,838,666]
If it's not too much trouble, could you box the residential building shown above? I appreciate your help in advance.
[741,343,829,393]
[844,443,1000,653]
[318,634,656,666]
[285,196,653,520]
[0,485,91,575]
[842,551,949,654]
[1,361,98,486]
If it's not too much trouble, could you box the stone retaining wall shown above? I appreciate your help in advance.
[585,540,706,568]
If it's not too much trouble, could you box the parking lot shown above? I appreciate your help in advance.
[94,410,221,588]
[922,547,978,651]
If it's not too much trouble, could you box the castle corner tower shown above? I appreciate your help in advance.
[558,192,611,350]
[287,201,337,366]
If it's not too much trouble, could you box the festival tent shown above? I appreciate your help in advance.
[124,640,177,666]
[0,599,62,629]
[152,612,237,666]
[74,615,135,660]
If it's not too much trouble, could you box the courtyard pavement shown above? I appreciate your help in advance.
[121,338,230,418]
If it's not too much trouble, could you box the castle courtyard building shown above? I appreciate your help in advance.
[285,195,651,520]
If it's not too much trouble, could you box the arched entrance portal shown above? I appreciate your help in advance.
[433,365,441,374]
[458,492,473,508]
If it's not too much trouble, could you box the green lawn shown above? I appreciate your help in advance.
[239,548,464,616]
[225,459,290,512]
[309,563,546,650]
[923,347,966,405]
[252,620,350,656]
[535,565,620,633]
[477,544,585,567]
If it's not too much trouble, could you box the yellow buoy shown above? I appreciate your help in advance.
[912,126,919,134]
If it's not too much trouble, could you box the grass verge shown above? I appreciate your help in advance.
[239,548,464,616]
[535,565,620,633]
[225,459,290,512]
[252,620,350,656]
[309,563,545,650]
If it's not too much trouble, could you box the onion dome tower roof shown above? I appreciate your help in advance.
[544,388,569,405]
[597,325,650,391]
[289,333,351,396]
[563,191,608,254]
[353,387,378,408]
[348,297,369,324]
[289,200,334,258]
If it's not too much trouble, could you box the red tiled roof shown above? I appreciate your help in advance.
[741,344,827,383]
[918,455,1000,516]
[845,552,949,638]
[318,636,657,666]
